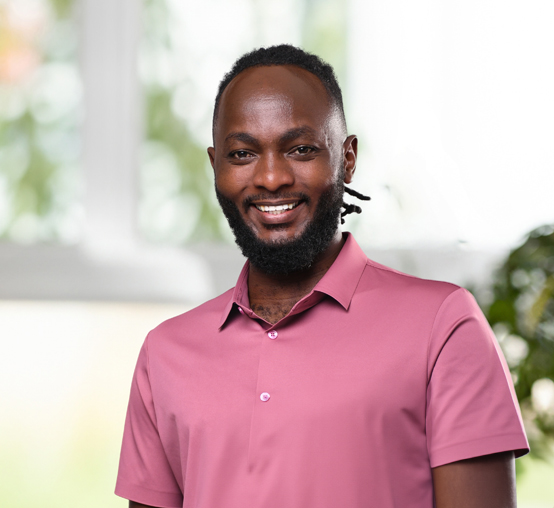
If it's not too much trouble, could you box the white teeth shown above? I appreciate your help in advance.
[256,202,298,214]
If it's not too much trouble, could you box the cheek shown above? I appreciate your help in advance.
[215,167,251,197]
[298,161,341,192]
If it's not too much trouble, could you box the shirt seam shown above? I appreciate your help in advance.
[425,287,465,384]
[116,477,181,497]
[143,332,158,428]
[140,332,184,497]
[145,332,152,390]
[116,480,182,508]
[366,258,460,287]
[423,287,466,429]
[430,431,528,456]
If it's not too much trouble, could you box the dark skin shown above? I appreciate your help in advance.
[432,451,516,507]
[128,66,517,507]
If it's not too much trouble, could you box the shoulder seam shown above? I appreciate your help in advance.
[425,287,467,382]
[424,287,465,425]
[143,332,158,426]
[365,258,461,289]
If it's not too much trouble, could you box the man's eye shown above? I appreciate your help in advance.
[293,146,314,155]
[230,150,252,159]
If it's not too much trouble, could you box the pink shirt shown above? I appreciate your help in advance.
[116,233,528,508]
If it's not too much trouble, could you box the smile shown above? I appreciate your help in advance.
[255,202,300,214]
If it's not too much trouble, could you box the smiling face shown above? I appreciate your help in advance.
[208,65,357,274]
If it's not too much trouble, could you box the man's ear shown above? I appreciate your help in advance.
[207,147,216,172]
[343,135,357,184]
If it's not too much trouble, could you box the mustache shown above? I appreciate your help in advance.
[242,192,311,211]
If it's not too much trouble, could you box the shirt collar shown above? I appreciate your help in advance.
[218,233,368,328]
[312,232,368,309]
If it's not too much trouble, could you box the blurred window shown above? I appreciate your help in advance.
[0,0,82,244]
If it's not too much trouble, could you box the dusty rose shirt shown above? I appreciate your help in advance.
[116,233,528,508]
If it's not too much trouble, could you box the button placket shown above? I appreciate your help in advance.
[248,324,282,470]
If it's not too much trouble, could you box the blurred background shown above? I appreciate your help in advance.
[0,0,553,506]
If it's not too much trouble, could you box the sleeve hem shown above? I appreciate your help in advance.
[115,480,183,508]
[429,433,530,468]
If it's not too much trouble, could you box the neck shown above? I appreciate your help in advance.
[247,231,345,324]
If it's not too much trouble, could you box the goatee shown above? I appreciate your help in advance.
[216,182,344,275]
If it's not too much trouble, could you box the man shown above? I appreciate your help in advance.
[116,45,528,508]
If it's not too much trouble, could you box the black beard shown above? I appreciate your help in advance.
[216,182,344,275]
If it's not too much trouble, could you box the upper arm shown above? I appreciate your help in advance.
[432,451,516,508]
[426,290,528,467]
[129,501,165,508]
[116,342,183,507]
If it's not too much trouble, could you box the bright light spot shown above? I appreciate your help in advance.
[499,334,529,368]
[511,269,531,289]
[531,378,554,415]
[29,62,82,124]
[0,87,26,119]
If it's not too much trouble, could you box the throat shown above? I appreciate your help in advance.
[247,266,321,324]
[246,234,345,324]
[247,266,325,324]
[251,301,295,324]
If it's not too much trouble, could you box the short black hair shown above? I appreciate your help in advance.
[212,44,347,140]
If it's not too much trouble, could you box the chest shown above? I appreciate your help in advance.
[148,299,437,506]
[150,300,430,439]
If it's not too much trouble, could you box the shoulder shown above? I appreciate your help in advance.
[146,288,234,345]
[359,257,465,308]
[342,256,483,348]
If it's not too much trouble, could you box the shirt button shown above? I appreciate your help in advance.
[267,330,278,340]
[238,307,244,314]
[260,392,270,402]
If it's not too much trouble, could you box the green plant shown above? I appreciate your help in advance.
[485,225,554,458]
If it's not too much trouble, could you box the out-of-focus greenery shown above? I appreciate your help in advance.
[1,0,349,245]
[139,0,225,243]
[485,224,554,459]
[0,0,81,243]
[302,0,348,91]
[49,0,73,17]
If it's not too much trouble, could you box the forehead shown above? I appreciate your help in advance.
[215,65,335,137]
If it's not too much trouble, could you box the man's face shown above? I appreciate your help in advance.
[208,65,356,274]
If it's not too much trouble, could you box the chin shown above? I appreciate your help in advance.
[216,184,344,275]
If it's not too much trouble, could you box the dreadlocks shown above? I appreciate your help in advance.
[342,187,371,224]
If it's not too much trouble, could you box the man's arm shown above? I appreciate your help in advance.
[129,502,163,508]
[432,451,516,508]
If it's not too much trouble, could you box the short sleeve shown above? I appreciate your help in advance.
[426,288,529,468]
[115,337,183,508]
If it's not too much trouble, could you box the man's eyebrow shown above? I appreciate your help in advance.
[223,127,318,147]
[278,126,318,144]
[224,132,260,147]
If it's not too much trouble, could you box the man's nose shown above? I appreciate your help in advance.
[252,153,295,192]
